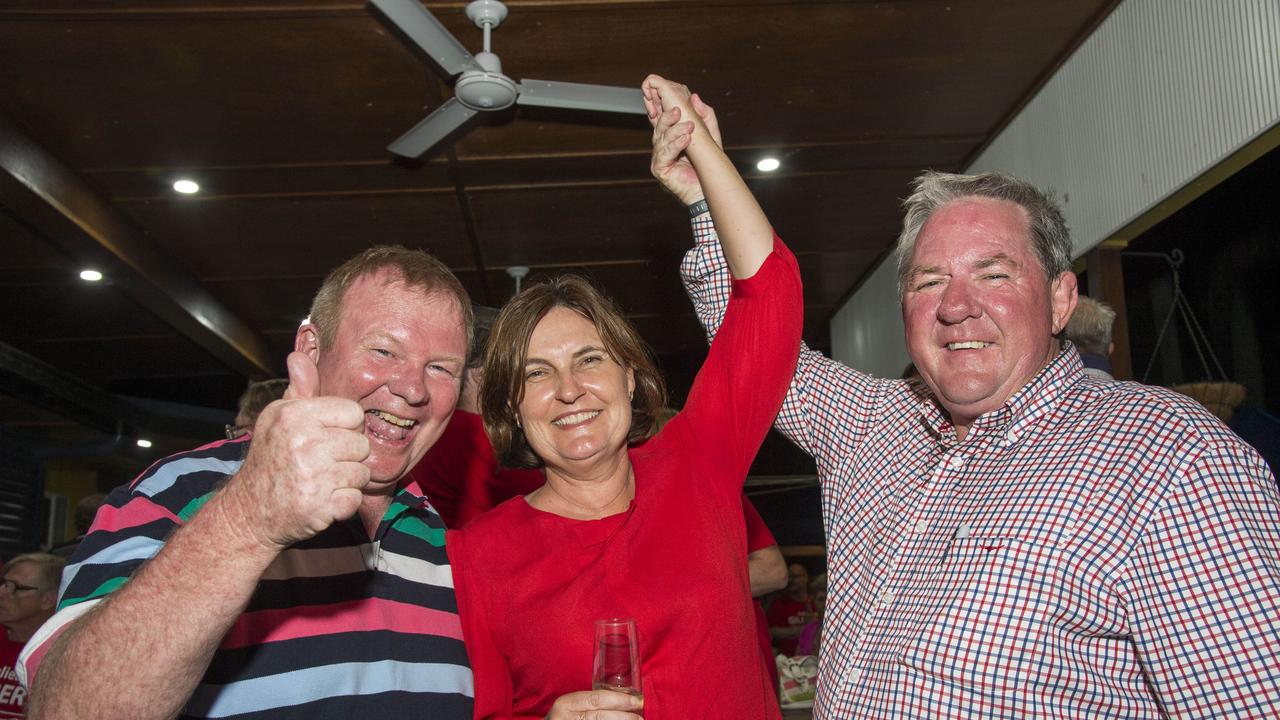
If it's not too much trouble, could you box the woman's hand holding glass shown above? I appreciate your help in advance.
[543,689,643,720]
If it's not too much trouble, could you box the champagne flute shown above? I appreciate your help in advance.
[592,618,642,696]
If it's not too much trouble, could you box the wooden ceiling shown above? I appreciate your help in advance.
[0,0,1116,464]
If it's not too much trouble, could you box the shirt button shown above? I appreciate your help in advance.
[954,522,973,539]
[947,454,967,469]
[913,519,930,534]
[878,590,896,607]
[846,666,863,685]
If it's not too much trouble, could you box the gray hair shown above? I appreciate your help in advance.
[3,552,66,591]
[895,170,1073,294]
[1065,295,1117,356]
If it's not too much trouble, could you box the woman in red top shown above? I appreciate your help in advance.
[447,76,803,719]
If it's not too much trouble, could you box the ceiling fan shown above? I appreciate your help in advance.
[369,0,646,159]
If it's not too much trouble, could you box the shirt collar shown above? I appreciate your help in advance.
[918,341,1085,442]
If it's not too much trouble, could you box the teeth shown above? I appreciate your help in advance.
[553,411,600,427]
[368,409,415,428]
[947,341,991,350]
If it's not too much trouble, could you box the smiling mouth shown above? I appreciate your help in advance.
[369,409,415,427]
[946,341,992,350]
[366,409,417,442]
[552,410,600,427]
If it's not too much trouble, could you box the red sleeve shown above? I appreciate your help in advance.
[448,529,541,720]
[676,235,804,493]
[742,494,776,553]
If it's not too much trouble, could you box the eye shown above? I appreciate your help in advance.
[525,367,548,381]
[983,273,1010,281]
[428,363,456,377]
[913,279,942,291]
[580,354,604,367]
[372,348,394,359]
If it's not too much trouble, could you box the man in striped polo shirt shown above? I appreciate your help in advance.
[22,247,475,719]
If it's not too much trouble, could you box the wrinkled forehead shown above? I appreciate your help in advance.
[341,271,465,332]
[911,198,1036,268]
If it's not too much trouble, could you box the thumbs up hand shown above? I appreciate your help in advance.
[223,351,372,550]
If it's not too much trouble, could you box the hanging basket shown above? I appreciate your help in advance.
[1171,381,1246,423]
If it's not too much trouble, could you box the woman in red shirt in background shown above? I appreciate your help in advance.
[446,75,803,719]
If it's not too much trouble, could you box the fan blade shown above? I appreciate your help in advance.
[516,79,646,115]
[388,97,483,158]
[368,0,480,79]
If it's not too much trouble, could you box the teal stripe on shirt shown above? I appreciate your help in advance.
[59,534,165,599]
[184,660,474,718]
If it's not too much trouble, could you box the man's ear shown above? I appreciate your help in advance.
[295,324,320,363]
[1050,271,1079,335]
[39,588,57,612]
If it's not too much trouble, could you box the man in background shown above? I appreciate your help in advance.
[767,562,815,657]
[1064,294,1117,381]
[225,378,290,440]
[0,554,64,718]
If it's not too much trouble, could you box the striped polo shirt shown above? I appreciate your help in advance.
[21,436,473,719]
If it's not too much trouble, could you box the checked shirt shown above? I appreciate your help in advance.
[683,214,1280,718]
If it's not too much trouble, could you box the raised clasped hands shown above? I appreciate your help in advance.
[544,689,643,720]
[643,74,723,205]
[223,350,372,551]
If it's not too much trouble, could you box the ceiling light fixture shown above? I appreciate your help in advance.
[136,438,153,448]
[172,179,200,194]
[756,158,781,172]
[79,269,103,282]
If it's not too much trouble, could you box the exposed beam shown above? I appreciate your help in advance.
[0,339,226,442]
[0,111,274,377]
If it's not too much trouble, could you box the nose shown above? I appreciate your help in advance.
[554,370,585,404]
[387,365,429,406]
[937,278,981,324]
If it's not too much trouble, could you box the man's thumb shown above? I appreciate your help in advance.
[284,351,319,399]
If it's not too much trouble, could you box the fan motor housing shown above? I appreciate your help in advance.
[455,72,518,110]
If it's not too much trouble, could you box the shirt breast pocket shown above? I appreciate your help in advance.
[897,527,1063,693]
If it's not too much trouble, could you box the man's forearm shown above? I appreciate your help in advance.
[748,546,787,597]
[29,485,281,719]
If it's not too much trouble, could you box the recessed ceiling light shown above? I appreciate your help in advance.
[79,269,103,282]
[756,157,781,172]
[136,438,153,448]
[172,179,200,194]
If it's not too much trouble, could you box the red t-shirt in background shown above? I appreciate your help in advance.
[743,497,782,691]
[0,634,27,718]
[408,409,544,529]
[767,595,816,657]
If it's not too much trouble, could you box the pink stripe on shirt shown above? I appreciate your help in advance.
[221,597,464,649]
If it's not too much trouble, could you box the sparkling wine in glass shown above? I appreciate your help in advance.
[592,618,642,696]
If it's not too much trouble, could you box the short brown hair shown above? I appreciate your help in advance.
[308,246,474,356]
[236,378,289,426]
[481,274,666,469]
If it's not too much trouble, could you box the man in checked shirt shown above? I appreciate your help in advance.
[653,89,1280,719]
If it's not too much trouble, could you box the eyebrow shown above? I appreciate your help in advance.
[974,253,1018,270]
[908,253,1020,281]
[524,345,608,367]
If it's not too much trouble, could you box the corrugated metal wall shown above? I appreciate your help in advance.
[969,0,1280,255]
[834,0,1280,373]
